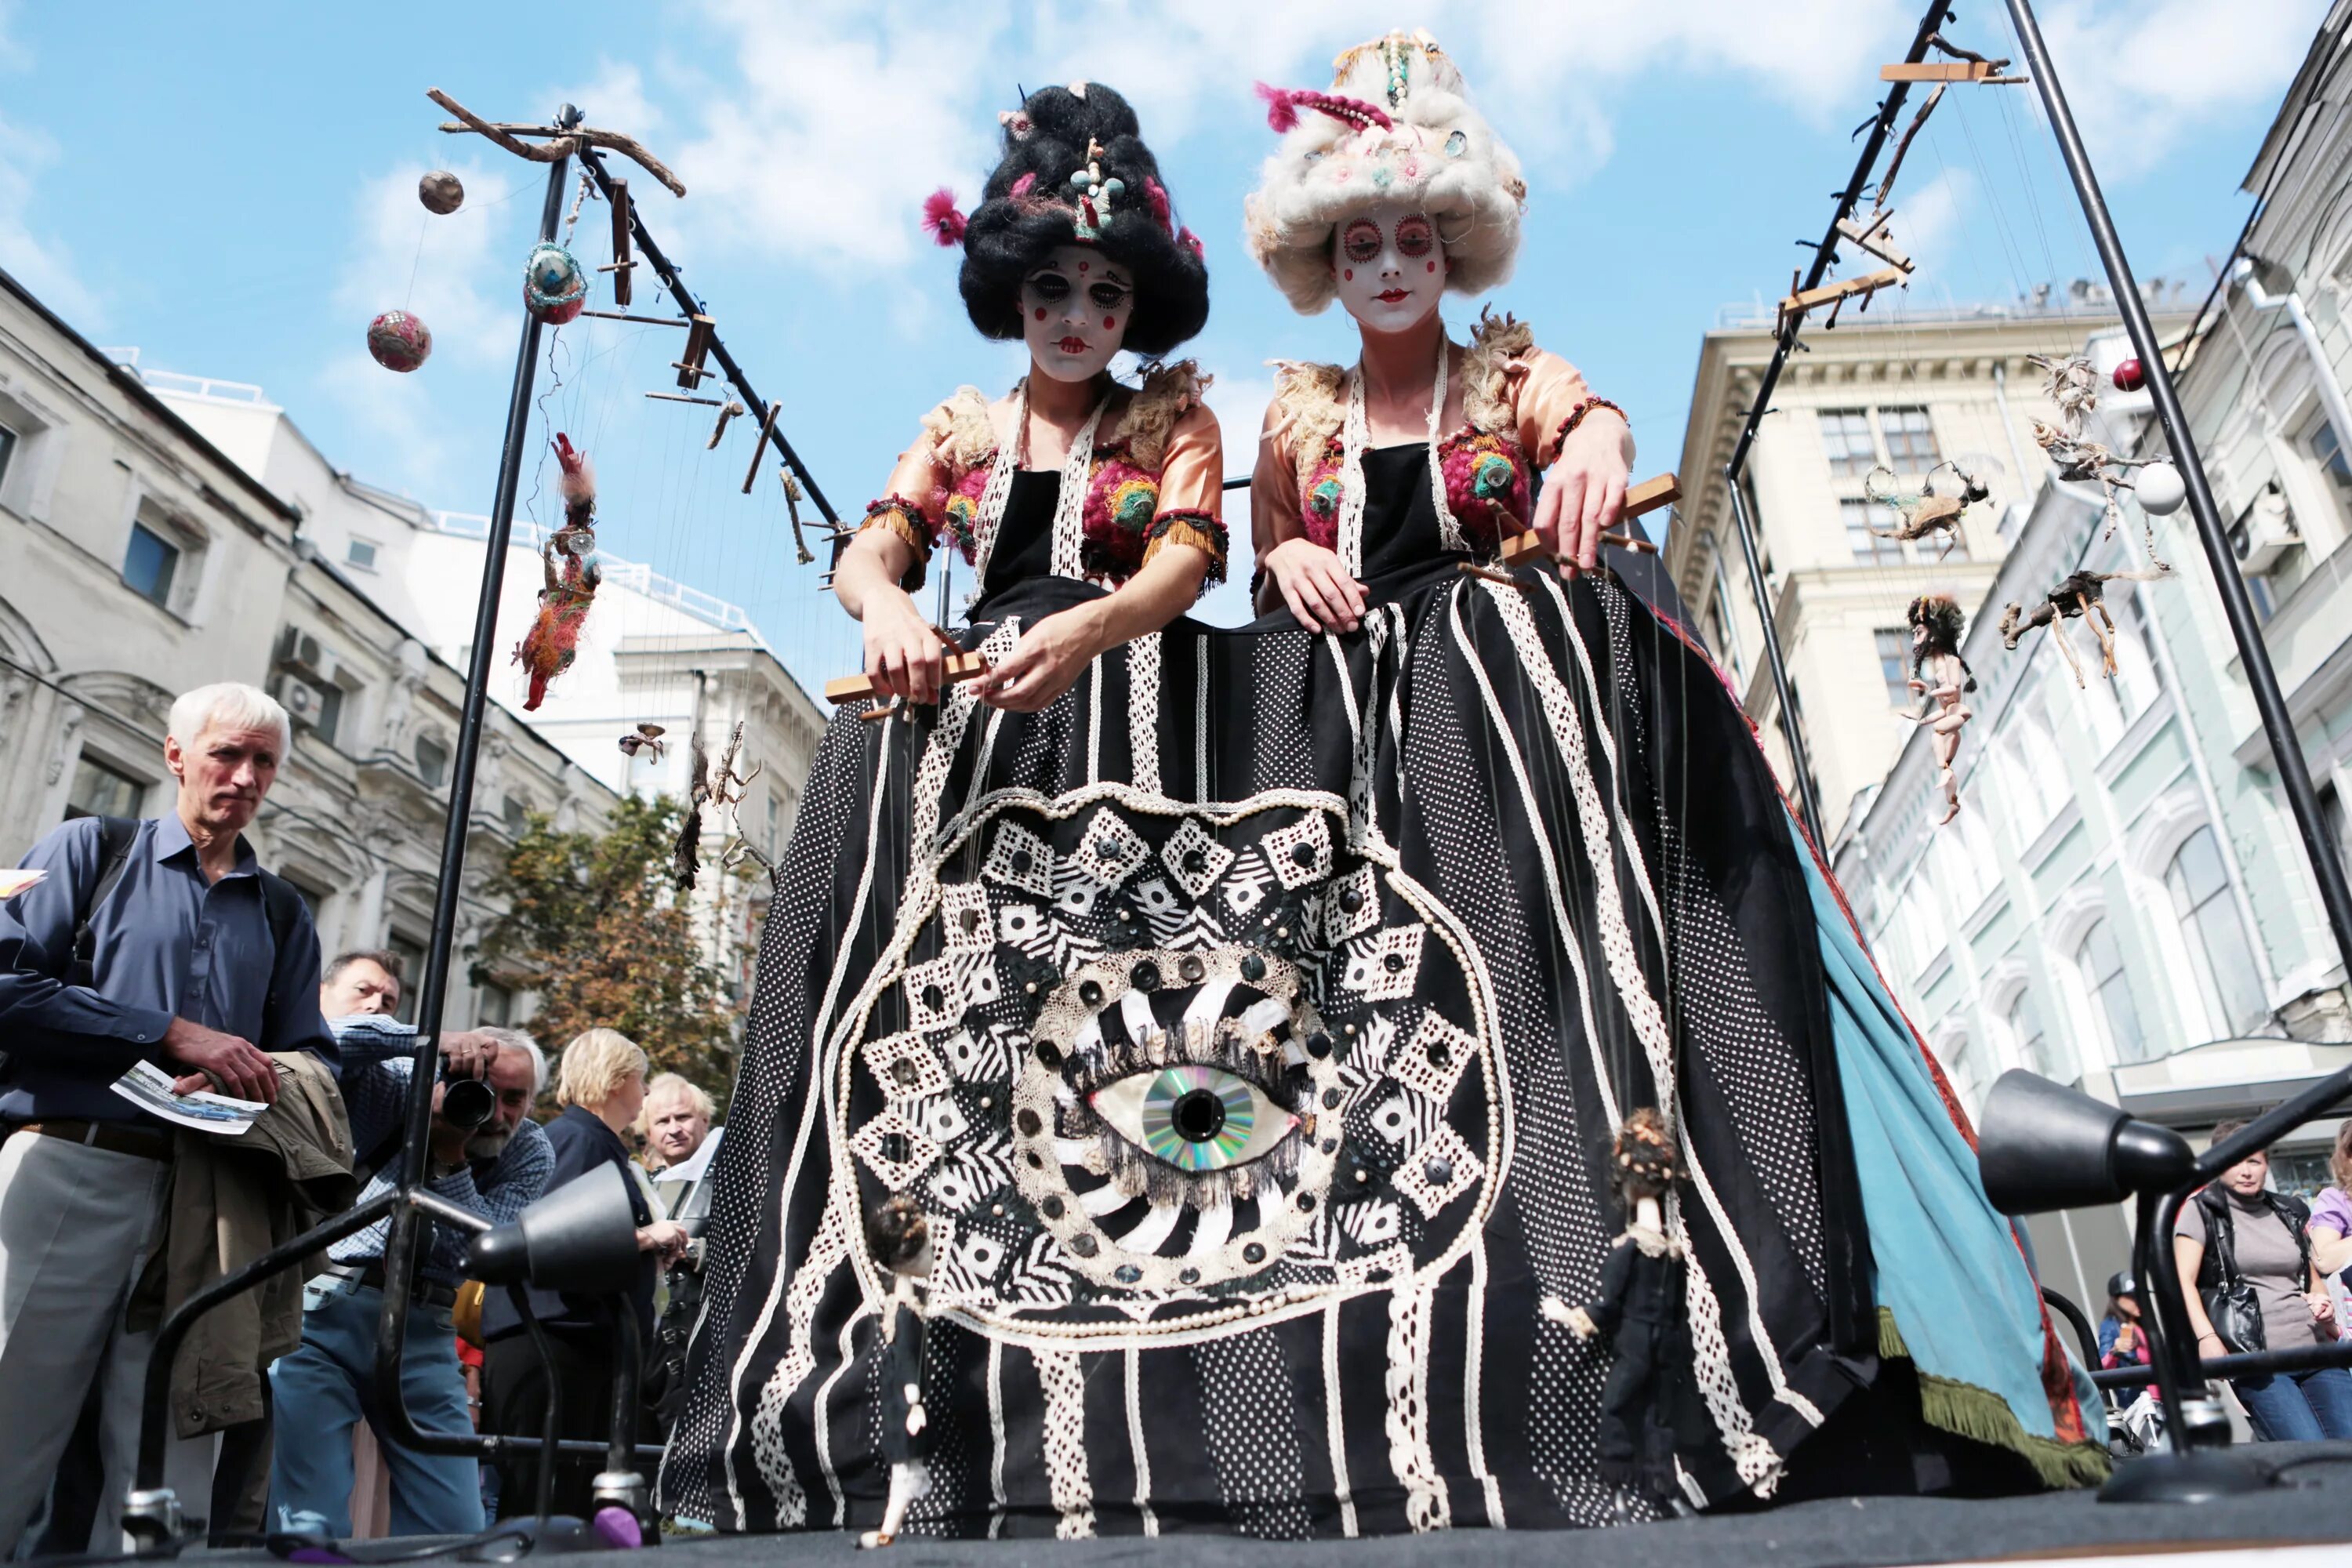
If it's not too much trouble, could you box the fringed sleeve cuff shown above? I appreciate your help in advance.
[1144,510,1229,583]
[858,495,934,590]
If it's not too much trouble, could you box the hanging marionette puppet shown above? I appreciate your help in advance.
[516,434,603,710]
[1904,593,1976,824]
[858,1195,934,1551]
[1550,1109,1692,1508]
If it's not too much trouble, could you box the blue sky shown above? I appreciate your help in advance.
[0,1,2324,689]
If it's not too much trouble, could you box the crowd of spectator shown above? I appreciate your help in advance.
[0,682,725,1552]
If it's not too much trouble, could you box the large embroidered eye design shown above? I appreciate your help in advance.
[1093,1063,1297,1173]
[1395,215,1436,260]
[1023,270,1073,306]
[1341,220,1382,264]
[1087,280,1132,312]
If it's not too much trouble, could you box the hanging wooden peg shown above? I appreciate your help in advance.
[674,315,717,388]
[707,397,746,448]
[741,401,782,494]
[782,467,815,564]
[601,176,636,306]
[1835,211,1914,275]
[1777,267,1905,335]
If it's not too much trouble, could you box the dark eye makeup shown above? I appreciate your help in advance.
[1341,220,1381,263]
[1396,217,1436,259]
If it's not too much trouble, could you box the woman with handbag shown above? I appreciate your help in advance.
[2172,1120,2352,1440]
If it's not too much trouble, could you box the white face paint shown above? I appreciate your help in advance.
[1021,244,1133,383]
[1330,204,1446,336]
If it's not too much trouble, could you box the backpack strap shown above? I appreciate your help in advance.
[2196,1186,2241,1290]
[253,867,304,1039]
[66,817,141,992]
[2271,1192,2315,1283]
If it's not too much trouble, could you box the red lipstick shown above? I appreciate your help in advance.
[1057,336,1088,354]
[1376,289,1410,303]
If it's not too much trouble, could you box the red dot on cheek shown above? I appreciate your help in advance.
[1344,268,1353,281]
[1102,316,1116,329]
[1427,260,1437,272]
[1033,307,1047,321]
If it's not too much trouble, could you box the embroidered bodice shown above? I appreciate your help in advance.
[860,361,1226,597]
[1250,313,1625,604]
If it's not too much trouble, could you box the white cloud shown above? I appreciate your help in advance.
[0,113,99,326]
[2036,0,2322,180]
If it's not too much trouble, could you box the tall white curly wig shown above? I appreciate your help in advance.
[1244,30,1526,315]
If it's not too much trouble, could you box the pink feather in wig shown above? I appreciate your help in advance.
[1256,82,1393,135]
[921,187,968,248]
[1144,177,1173,232]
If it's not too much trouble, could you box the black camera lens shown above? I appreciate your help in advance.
[441,1073,496,1130]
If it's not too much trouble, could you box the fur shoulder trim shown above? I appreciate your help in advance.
[920,386,998,472]
[1117,359,1212,473]
[1268,358,1348,496]
[1462,308,1537,437]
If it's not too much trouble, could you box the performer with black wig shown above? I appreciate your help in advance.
[662,48,2106,1545]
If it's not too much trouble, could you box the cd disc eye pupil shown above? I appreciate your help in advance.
[1171,1087,1226,1143]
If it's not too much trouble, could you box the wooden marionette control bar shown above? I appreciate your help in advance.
[602,176,635,307]
[1835,212,1915,274]
[1880,60,2013,82]
[825,652,993,706]
[1776,267,1906,335]
[673,315,717,387]
[1494,473,1680,566]
[741,401,781,494]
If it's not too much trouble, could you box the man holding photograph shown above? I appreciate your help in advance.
[0,681,336,1553]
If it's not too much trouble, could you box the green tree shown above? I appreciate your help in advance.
[476,793,738,1108]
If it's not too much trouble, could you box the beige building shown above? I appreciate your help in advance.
[0,267,619,1029]
[1667,299,2197,840]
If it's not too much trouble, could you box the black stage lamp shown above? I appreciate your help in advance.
[469,1163,642,1291]
[1977,1069,2194,1214]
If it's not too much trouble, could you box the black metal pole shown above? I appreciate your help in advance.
[373,108,579,1439]
[2004,0,2352,990]
[1725,472,1828,839]
[1715,0,1952,844]
[573,146,840,527]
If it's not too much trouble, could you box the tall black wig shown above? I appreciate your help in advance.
[940,83,1210,359]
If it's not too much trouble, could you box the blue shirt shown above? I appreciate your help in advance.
[328,1015,555,1284]
[0,814,337,1123]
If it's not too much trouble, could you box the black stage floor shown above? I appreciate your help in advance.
[181,1443,2352,1568]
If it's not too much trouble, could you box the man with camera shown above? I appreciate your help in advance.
[266,1018,551,1537]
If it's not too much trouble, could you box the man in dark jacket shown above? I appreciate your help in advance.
[0,683,336,1553]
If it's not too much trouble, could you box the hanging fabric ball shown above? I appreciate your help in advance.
[366,310,433,372]
[2112,357,2146,392]
[2136,460,2187,516]
[418,171,465,215]
[523,242,589,325]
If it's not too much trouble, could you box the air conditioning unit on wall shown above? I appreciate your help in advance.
[2230,483,2298,575]
[273,671,331,730]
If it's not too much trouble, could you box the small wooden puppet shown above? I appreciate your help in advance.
[859,1194,935,1550]
[1863,462,1988,559]
[1904,594,1976,826]
[1553,1108,1687,1504]
[516,434,603,710]
[1998,567,2169,690]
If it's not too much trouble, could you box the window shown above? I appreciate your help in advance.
[1880,405,1941,471]
[1842,499,1904,564]
[475,982,513,1028]
[765,792,781,856]
[503,794,528,834]
[415,733,449,788]
[1709,551,1747,686]
[2005,986,2069,1081]
[388,935,426,1024]
[122,521,180,608]
[1938,1034,1985,1107]
[1875,628,1913,709]
[0,422,16,494]
[2075,917,2150,1065]
[64,754,143,821]
[2303,405,2352,534]
[2324,781,2352,883]
[347,537,380,572]
[2165,826,2267,1038]
[1820,408,1878,476]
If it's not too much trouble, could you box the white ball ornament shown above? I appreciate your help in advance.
[2136,461,2187,516]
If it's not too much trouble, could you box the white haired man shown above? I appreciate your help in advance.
[267,1018,552,1537]
[0,682,337,1552]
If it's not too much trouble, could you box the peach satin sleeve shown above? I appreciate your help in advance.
[1249,408,1305,614]
[860,406,953,568]
[1141,404,1229,582]
[1517,348,1631,470]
